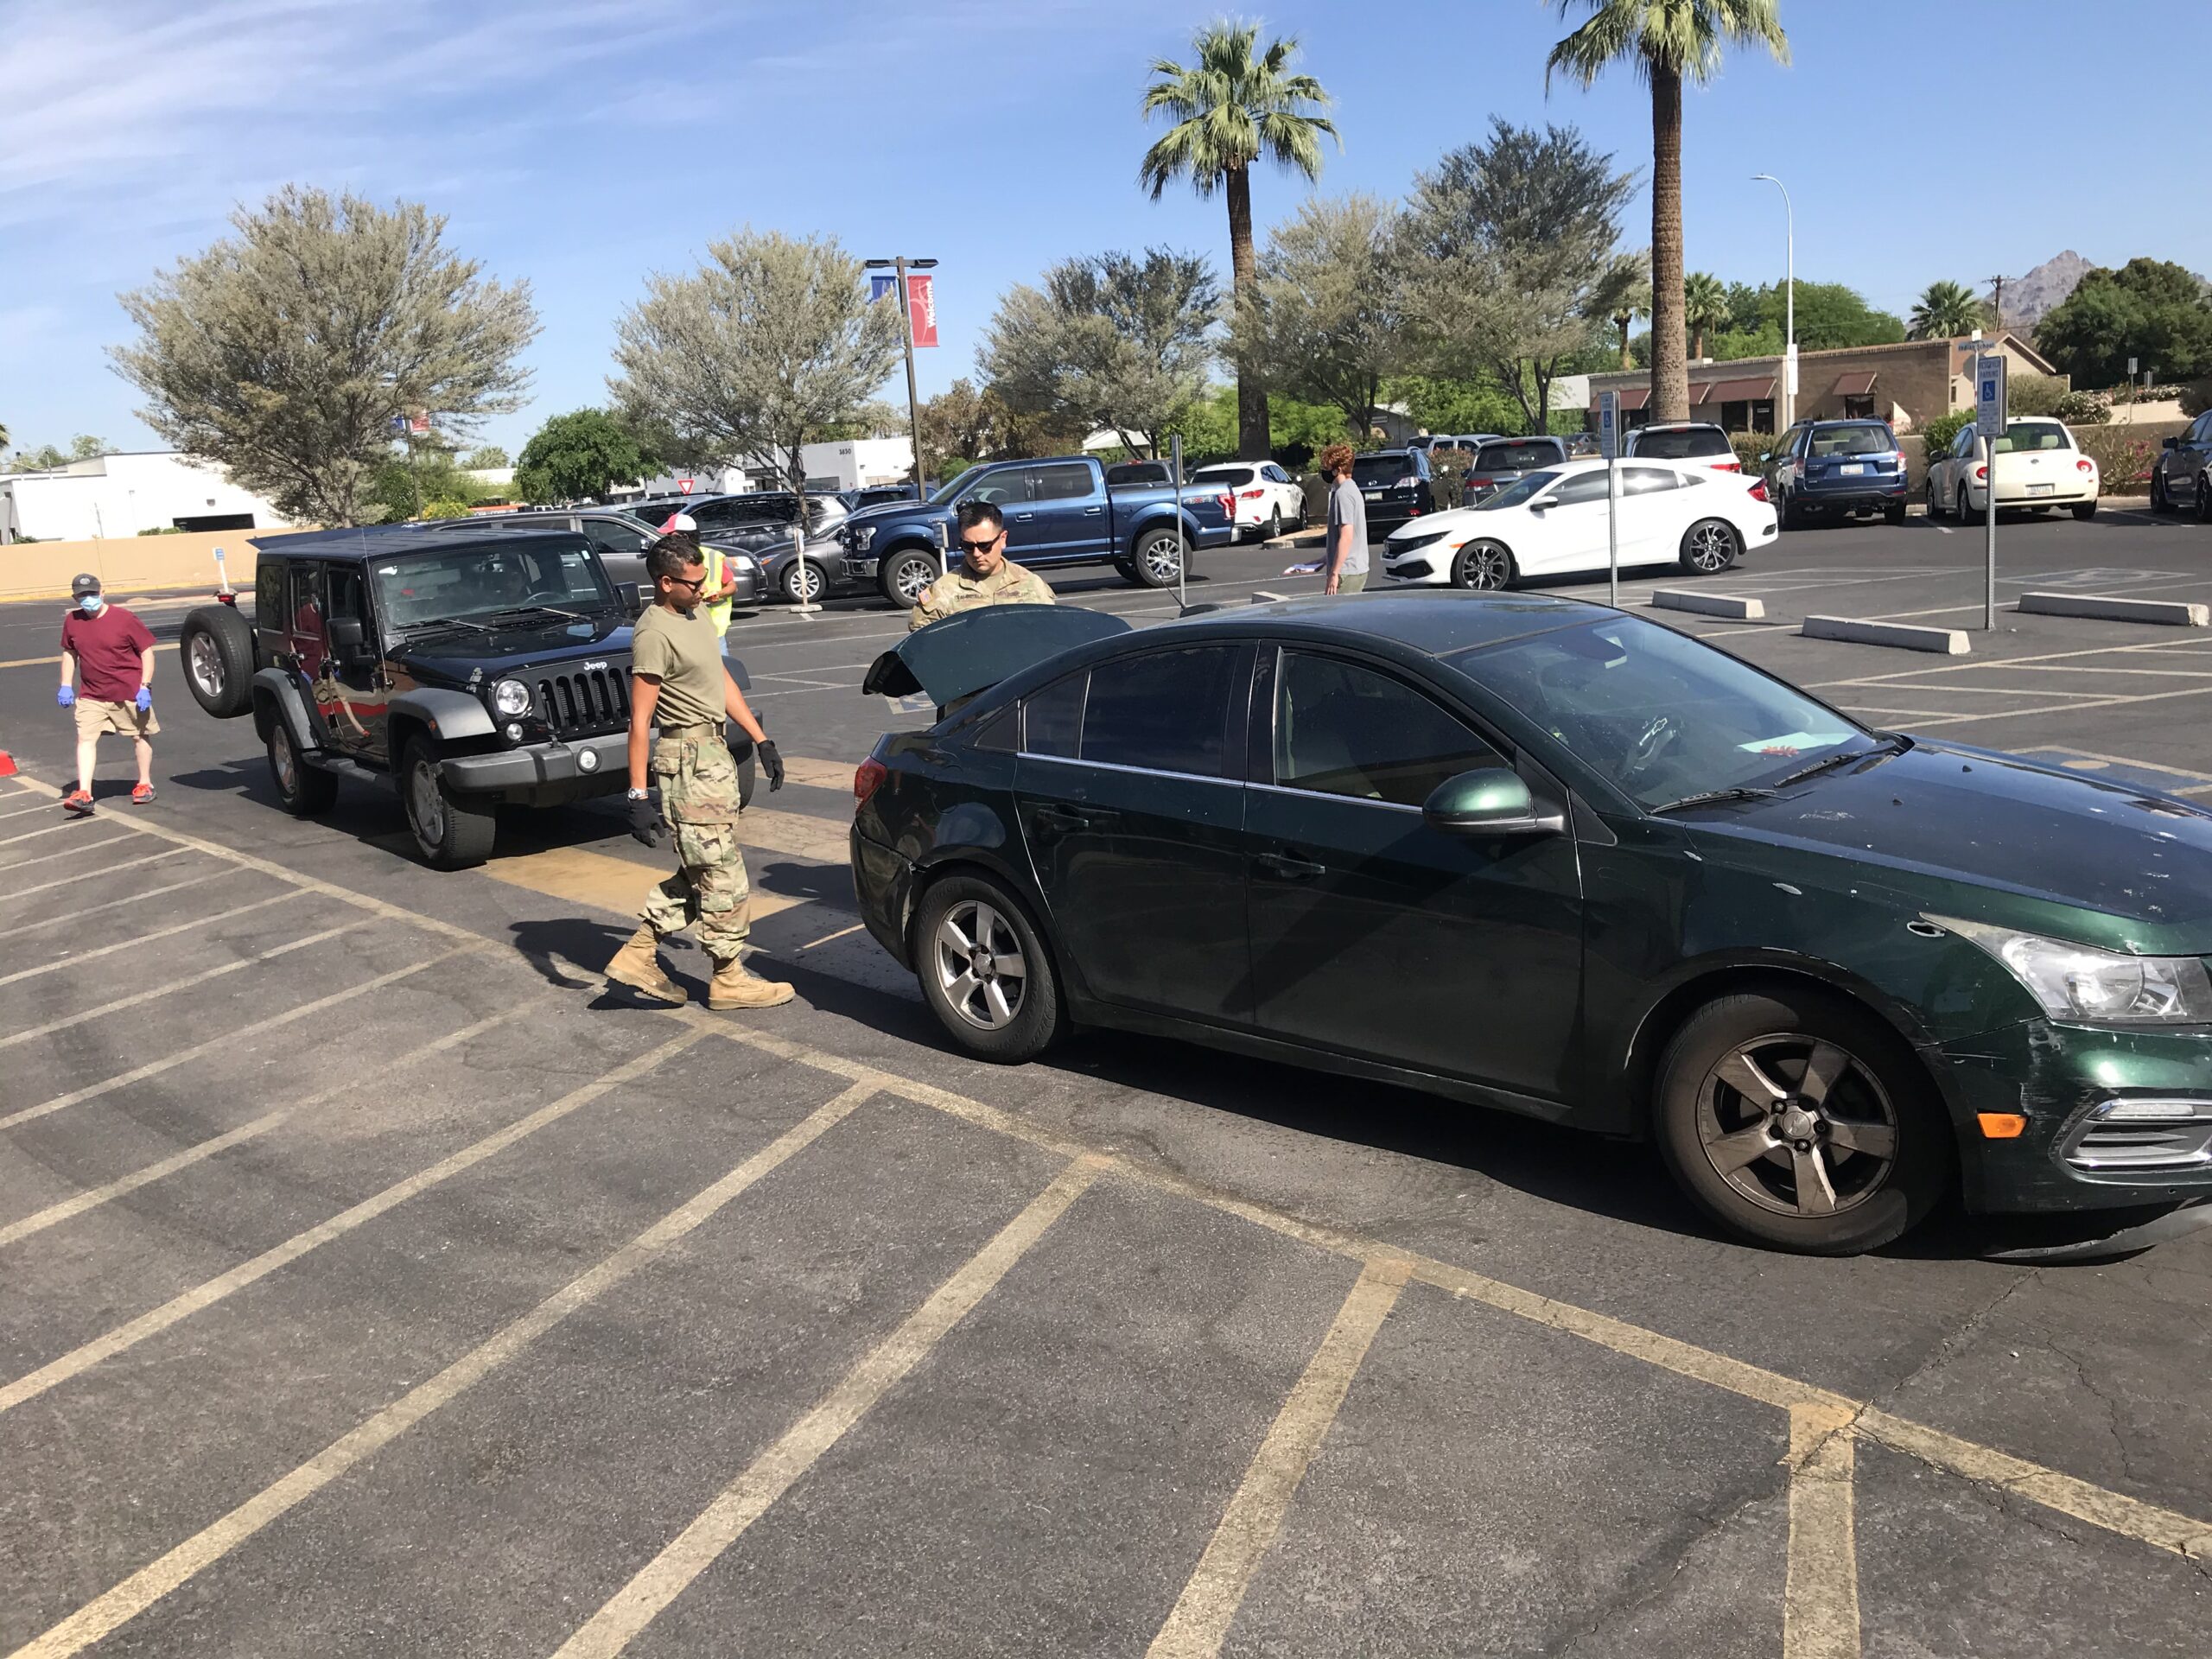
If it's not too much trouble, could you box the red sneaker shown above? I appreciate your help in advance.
[61,789,94,816]
[130,782,156,804]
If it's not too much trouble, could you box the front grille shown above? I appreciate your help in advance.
[534,665,631,736]
[2063,1101,2212,1171]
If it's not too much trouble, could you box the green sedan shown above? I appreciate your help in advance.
[852,595,2212,1255]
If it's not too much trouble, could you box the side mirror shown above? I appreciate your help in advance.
[1421,767,1564,837]
[2164,435,2179,450]
[619,582,643,613]
[327,615,367,657]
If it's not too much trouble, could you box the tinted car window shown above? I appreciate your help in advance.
[1105,461,1169,486]
[1277,652,1503,809]
[1080,646,1239,777]
[1479,470,1560,509]
[1474,440,1563,471]
[1630,427,1732,459]
[1993,422,2071,454]
[959,468,1029,507]
[256,557,286,623]
[582,518,650,556]
[1546,471,1613,506]
[1806,423,1895,457]
[1030,463,1096,502]
[1194,466,1255,487]
[1024,673,1084,758]
[1351,454,1414,486]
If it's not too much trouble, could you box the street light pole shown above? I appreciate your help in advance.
[1752,174,1796,433]
[865,256,937,504]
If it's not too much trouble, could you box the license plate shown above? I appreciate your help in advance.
[1841,462,1866,474]
[2026,482,2054,497]
[1362,491,1382,501]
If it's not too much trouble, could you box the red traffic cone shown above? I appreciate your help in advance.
[0,751,16,779]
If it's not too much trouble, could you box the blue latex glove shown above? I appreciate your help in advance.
[135,687,152,714]
[56,685,74,709]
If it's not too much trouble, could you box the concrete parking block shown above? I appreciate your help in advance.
[1649,588,1766,620]
[1802,615,1971,654]
[2018,590,2210,626]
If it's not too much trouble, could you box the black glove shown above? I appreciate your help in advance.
[628,793,667,848]
[757,738,785,792]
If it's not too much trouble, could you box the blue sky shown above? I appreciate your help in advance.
[4,0,2202,460]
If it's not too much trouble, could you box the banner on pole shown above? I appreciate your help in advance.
[869,273,897,305]
[906,273,938,348]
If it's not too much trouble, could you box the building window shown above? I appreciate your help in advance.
[1752,400,1776,435]
[1720,401,1749,432]
[1842,394,1876,420]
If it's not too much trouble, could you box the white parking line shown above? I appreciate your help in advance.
[0,800,60,823]
[3,868,242,938]
[0,829,143,875]
[0,892,303,989]
[0,847,193,904]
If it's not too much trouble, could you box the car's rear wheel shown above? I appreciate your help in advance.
[1130,528,1183,588]
[400,736,497,869]
[2072,499,2098,521]
[914,874,1062,1062]
[1780,495,1804,531]
[1925,476,1945,518]
[1451,540,1515,590]
[1957,486,1974,524]
[779,557,824,605]
[1264,505,1282,543]
[2196,474,2212,524]
[180,605,254,719]
[1884,500,1908,526]
[1680,518,1741,575]
[879,548,940,608]
[1655,988,1951,1254]
[266,720,337,817]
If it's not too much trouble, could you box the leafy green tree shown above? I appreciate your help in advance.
[1397,119,1642,433]
[11,442,72,471]
[1236,194,1406,443]
[514,409,647,505]
[1140,20,1338,461]
[2034,257,2212,386]
[1391,374,1528,438]
[1909,279,1986,340]
[1548,0,1789,423]
[69,435,108,461]
[112,186,537,526]
[982,248,1219,457]
[1612,271,1649,370]
[1776,282,1904,350]
[459,444,510,469]
[612,229,905,494]
[1683,270,1729,359]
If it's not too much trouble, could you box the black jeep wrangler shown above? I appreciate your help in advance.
[176,524,753,868]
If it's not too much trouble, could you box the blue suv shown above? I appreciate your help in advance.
[1764,419,1910,528]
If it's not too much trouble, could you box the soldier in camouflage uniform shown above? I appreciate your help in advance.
[605,535,793,1012]
[906,499,1056,632]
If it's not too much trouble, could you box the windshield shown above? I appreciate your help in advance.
[1351,454,1414,485]
[1993,421,2072,454]
[1193,466,1254,486]
[1630,427,1731,459]
[1473,440,1560,472]
[1808,423,1894,457]
[1477,470,1560,509]
[1454,614,1870,810]
[371,537,615,630]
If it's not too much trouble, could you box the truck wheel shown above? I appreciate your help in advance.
[181,605,254,719]
[1129,528,1183,588]
[879,548,939,608]
[267,719,338,817]
[400,737,497,869]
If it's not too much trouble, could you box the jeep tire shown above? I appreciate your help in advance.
[401,736,497,869]
[180,605,255,720]
[267,719,338,817]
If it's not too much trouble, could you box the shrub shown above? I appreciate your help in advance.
[2054,388,2110,425]
[2075,429,2156,487]
[421,498,473,519]
[2005,372,2068,417]
[1920,410,1975,461]
[1729,432,1774,470]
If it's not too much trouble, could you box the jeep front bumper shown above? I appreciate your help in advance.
[442,732,628,797]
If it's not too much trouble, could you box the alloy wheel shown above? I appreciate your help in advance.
[785,563,823,604]
[1457,542,1511,589]
[932,899,1028,1031]
[893,557,936,606]
[1685,521,1738,573]
[188,630,224,699]
[270,725,297,797]
[1141,535,1181,584]
[410,757,447,849]
[1695,1033,1898,1218]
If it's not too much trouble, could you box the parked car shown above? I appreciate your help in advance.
[1463,436,1569,505]
[1410,433,1504,455]
[430,507,765,608]
[1927,417,2099,521]
[677,490,854,555]
[174,525,755,869]
[831,454,1237,606]
[1380,456,1774,589]
[853,594,2212,1255]
[1348,448,1436,538]
[843,483,920,512]
[1627,421,1742,474]
[1760,419,1910,528]
[2150,410,2212,518]
[1191,461,1307,542]
[1562,432,1603,458]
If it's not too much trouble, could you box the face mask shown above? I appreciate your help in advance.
[78,594,101,613]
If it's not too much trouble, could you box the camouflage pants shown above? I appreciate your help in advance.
[639,734,751,963]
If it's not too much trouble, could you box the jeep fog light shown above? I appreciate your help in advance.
[577,748,600,772]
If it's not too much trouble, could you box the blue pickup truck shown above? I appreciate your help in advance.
[785,454,1237,607]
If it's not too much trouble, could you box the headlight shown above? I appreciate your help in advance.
[849,525,876,550]
[1933,917,2212,1024]
[1389,530,1449,555]
[492,677,532,718]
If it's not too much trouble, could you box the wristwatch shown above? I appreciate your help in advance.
[626,787,651,801]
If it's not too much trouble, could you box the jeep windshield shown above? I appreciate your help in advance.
[371,537,618,632]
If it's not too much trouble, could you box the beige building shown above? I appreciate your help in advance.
[1586,333,2063,436]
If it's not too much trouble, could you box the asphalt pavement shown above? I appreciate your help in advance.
[3,506,2211,1657]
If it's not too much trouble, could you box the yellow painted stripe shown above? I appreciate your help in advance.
[1147,1258,1408,1659]
[551,1154,1103,1658]
[475,842,811,923]
[9,1080,875,1659]
[1784,1405,1861,1659]
[0,1029,704,1416]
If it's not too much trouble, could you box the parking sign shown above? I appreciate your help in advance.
[1597,391,1620,461]
[1974,354,2006,437]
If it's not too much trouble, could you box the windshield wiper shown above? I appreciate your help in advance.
[483,603,590,623]
[1649,785,1778,816]
[396,617,497,638]
[1769,735,1906,791]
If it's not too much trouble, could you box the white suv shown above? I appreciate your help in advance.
[1191,461,1306,542]
[1625,422,1742,474]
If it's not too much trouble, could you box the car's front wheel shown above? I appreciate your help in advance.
[879,548,941,608]
[914,875,1063,1062]
[2196,474,2212,524]
[267,719,337,817]
[1654,988,1951,1254]
[779,557,824,605]
[1452,539,1515,590]
[400,736,498,869]
[1680,518,1742,575]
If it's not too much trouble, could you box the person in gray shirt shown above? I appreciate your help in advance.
[1319,442,1368,594]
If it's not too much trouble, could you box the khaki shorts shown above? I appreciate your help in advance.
[1335,570,1369,594]
[74,697,159,740]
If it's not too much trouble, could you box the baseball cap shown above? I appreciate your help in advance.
[70,573,101,599]
[658,512,699,535]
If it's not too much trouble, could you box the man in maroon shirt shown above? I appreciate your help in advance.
[57,573,159,814]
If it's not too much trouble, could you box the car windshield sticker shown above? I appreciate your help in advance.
[1741,729,1849,756]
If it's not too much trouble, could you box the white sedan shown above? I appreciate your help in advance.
[1379,457,1778,589]
[1190,461,1307,542]
[1925,417,2100,520]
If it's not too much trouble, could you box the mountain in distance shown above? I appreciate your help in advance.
[1993,251,2094,328]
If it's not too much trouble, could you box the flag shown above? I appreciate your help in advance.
[906,273,938,348]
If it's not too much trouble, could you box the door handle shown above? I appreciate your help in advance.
[1014,512,1034,521]
[1084,505,1104,515]
[1032,805,1109,836]
[1255,850,1326,880]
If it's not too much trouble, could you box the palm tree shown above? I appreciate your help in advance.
[1683,270,1729,360]
[1141,20,1338,461]
[1548,1,1789,423]
[1910,279,1986,340]
[1613,286,1649,370]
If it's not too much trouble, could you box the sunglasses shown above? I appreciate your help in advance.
[664,573,708,591]
[958,537,1002,555]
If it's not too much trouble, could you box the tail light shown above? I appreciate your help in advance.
[1217,493,1234,516]
[1974,464,1987,480]
[2076,459,2094,474]
[1713,461,1741,472]
[1239,487,1266,499]
[1469,476,1493,489]
[854,757,887,807]
[1747,480,1770,502]
[216,591,238,607]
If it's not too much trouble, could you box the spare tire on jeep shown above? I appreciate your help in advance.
[180,604,255,720]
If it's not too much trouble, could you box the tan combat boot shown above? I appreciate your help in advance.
[604,925,686,1004]
[708,955,795,1011]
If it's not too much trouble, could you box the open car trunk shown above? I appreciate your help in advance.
[861,606,1131,707]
